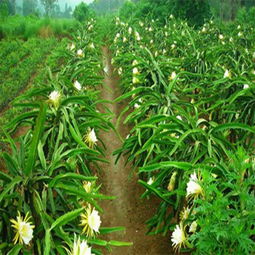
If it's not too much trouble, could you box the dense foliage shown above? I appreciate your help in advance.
[0,17,131,254]
[111,15,255,254]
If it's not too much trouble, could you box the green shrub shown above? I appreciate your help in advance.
[73,2,91,23]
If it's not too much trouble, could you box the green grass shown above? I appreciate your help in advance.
[0,15,79,39]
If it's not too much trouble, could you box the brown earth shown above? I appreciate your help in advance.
[97,47,172,255]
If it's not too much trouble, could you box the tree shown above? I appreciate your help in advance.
[0,0,9,18]
[40,0,57,16]
[23,0,37,16]
[73,2,91,22]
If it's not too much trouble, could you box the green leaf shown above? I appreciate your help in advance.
[139,161,192,173]
[25,103,47,176]
[108,240,133,247]
[100,226,125,234]
[211,123,255,134]
[0,176,22,203]
[44,229,51,255]
[50,207,84,231]
[49,173,97,187]
[7,245,23,255]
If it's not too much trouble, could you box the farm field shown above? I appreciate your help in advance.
[1,1,255,255]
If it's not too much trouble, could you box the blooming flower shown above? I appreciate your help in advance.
[169,71,177,81]
[128,27,132,34]
[68,43,75,51]
[84,129,98,148]
[66,234,94,255]
[189,221,197,233]
[147,177,155,185]
[186,172,203,198]
[74,80,82,91]
[133,67,139,75]
[77,49,84,57]
[171,223,187,250]
[243,84,249,89]
[132,60,138,66]
[123,37,127,43]
[48,90,61,108]
[224,69,231,78]
[80,206,101,237]
[219,34,224,40]
[135,31,141,41]
[10,212,34,245]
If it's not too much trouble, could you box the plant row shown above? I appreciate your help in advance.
[111,16,255,254]
[0,18,130,254]
[0,38,57,109]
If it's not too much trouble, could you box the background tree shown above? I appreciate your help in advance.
[40,0,57,16]
[73,2,92,22]
[23,0,37,16]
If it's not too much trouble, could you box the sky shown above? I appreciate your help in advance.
[59,0,94,10]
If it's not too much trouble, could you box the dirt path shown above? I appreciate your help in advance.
[98,47,171,255]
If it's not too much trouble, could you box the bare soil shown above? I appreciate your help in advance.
[97,47,171,255]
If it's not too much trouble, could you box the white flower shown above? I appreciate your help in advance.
[132,60,138,66]
[229,37,233,42]
[135,31,141,41]
[147,177,154,185]
[169,71,177,80]
[123,37,127,43]
[74,80,82,91]
[238,31,242,37]
[118,67,123,75]
[176,115,182,121]
[77,49,84,57]
[116,33,120,38]
[85,129,98,148]
[165,32,168,37]
[243,84,249,89]
[186,172,203,198]
[66,234,94,255]
[104,65,109,74]
[80,206,101,237]
[224,69,231,78]
[10,212,34,245]
[148,27,153,32]
[171,224,187,250]
[133,67,139,75]
[202,27,206,33]
[128,27,132,34]
[69,43,75,51]
[139,21,144,27]
[237,25,241,30]
[49,90,61,108]
[134,103,140,109]
[150,39,154,44]
[170,14,174,19]
[219,34,224,40]
[189,221,197,233]
[171,44,176,49]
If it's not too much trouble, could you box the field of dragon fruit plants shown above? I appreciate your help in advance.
[0,18,131,254]
[0,13,255,255]
[111,16,255,254]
